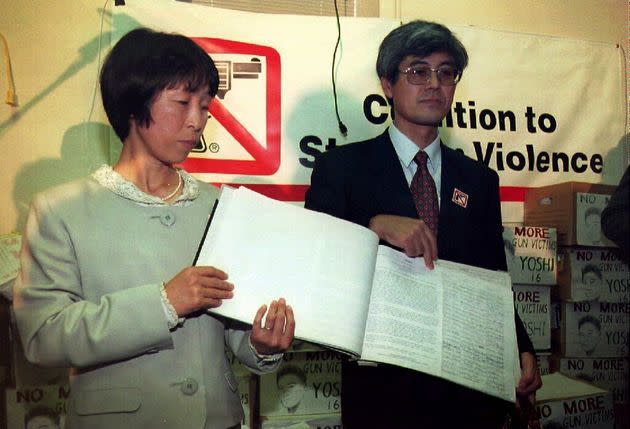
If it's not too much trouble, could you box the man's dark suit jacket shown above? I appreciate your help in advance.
[305,130,535,429]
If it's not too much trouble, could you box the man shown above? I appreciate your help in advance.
[583,206,603,245]
[305,20,541,428]
[276,365,308,414]
[577,315,602,356]
[580,264,604,302]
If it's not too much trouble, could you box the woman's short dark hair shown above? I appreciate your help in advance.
[100,27,219,142]
[376,20,468,84]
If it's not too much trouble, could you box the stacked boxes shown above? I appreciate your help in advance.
[524,182,629,428]
[503,225,556,353]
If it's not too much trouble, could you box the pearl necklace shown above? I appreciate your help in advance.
[162,170,182,201]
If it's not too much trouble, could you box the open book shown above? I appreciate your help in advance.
[195,186,519,403]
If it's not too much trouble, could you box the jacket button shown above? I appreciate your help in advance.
[160,210,176,226]
[180,378,198,395]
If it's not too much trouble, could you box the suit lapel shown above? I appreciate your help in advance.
[438,144,471,253]
[369,131,418,218]
[440,144,460,216]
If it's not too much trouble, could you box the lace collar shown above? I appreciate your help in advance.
[91,164,200,206]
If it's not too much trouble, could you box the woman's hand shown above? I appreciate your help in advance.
[164,266,234,317]
[250,298,295,355]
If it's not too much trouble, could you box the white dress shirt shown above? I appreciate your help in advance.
[388,125,442,207]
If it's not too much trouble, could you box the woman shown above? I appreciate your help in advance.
[13,28,295,429]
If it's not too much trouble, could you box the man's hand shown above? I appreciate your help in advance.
[164,266,234,317]
[251,298,296,355]
[369,214,438,268]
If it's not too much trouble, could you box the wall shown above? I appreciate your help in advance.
[0,0,627,235]
[0,1,112,235]
[381,0,626,44]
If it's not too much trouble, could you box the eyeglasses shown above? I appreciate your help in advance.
[398,65,461,86]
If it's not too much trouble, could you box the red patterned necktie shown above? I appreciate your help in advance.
[410,151,439,234]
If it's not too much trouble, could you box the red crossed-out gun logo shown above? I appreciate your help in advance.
[182,38,281,176]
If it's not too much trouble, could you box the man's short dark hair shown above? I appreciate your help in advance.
[376,20,468,83]
[581,264,603,282]
[24,405,60,428]
[578,314,601,331]
[100,27,219,142]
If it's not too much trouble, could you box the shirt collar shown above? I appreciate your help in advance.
[388,124,441,169]
[91,164,200,206]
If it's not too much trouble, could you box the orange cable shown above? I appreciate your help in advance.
[0,33,17,106]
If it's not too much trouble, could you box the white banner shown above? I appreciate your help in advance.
[112,0,626,222]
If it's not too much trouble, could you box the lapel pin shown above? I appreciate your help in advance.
[452,188,469,208]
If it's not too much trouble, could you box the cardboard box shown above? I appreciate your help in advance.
[536,372,615,429]
[503,226,557,285]
[556,248,629,303]
[259,351,342,418]
[238,375,255,429]
[5,384,69,429]
[556,302,630,357]
[553,358,629,404]
[537,353,552,376]
[524,182,616,247]
[226,349,257,428]
[514,284,551,351]
[261,413,341,429]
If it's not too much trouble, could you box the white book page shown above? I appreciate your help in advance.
[438,259,517,403]
[361,247,517,403]
[196,186,379,355]
[361,245,443,376]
